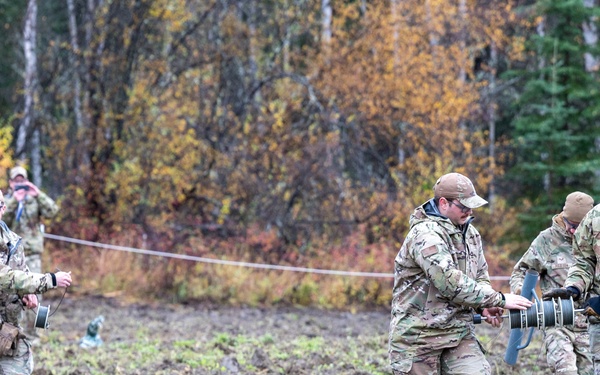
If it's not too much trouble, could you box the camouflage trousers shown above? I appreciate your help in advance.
[23,254,41,342]
[391,335,490,375]
[543,326,592,375]
[588,322,600,375]
[0,338,33,374]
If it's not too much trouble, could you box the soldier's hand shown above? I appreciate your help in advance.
[22,294,38,309]
[12,189,27,202]
[584,297,600,318]
[503,294,534,310]
[55,271,72,288]
[482,307,503,328]
[542,287,580,301]
[22,181,39,197]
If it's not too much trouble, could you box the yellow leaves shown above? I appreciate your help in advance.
[508,36,527,62]
[331,2,363,40]
[267,101,287,134]
[218,197,231,225]
[0,117,13,183]
[268,141,279,153]
[243,116,253,136]
[283,189,291,203]
[48,0,520,267]
[148,0,195,33]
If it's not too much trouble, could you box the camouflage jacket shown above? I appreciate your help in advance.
[510,213,587,331]
[389,199,503,371]
[565,205,600,298]
[3,190,58,256]
[0,221,56,327]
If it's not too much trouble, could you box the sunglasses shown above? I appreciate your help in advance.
[448,200,471,213]
[563,218,579,231]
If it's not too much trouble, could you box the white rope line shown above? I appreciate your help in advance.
[43,233,511,280]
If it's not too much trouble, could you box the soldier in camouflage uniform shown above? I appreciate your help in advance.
[4,166,59,343]
[0,189,72,374]
[4,166,58,273]
[544,203,600,375]
[511,192,594,375]
[389,172,533,375]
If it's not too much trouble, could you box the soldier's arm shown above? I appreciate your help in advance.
[509,262,527,295]
[411,228,503,308]
[2,196,18,227]
[565,216,597,295]
[9,244,29,273]
[36,191,59,219]
[0,264,58,296]
[474,234,492,287]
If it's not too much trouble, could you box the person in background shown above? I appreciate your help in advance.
[510,191,594,375]
[543,201,600,375]
[389,172,533,375]
[0,189,71,374]
[3,166,59,344]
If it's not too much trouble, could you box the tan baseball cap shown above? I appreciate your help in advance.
[563,191,594,223]
[9,166,27,180]
[433,172,488,209]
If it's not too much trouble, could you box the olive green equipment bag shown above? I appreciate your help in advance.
[0,322,19,356]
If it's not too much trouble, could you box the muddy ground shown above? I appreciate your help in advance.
[30,294,551,374]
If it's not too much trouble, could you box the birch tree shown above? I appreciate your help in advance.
[18,0,37,167]
[66,0,85,152]
[321,0,332,58]
[583,0,599,72]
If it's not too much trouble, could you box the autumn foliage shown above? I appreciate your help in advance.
[1,0,540,308]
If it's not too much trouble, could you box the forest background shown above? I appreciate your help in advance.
[0,0,599,310]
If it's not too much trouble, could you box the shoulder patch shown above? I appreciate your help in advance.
[421,245,438,258]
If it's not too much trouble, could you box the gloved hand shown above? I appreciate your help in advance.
[584,296,600,318]
[0,323,18,356]
[542,286,580,301]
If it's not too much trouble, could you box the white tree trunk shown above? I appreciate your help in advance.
[488,42,498,212]
[537,17,546,71]
[583,0,599,72]
[31,129,41,186]
[67,0,84,131]
[391,0,407,185]
[18,0,38,162]
[321,0,332,59]
[84,0,99,118]
[282,0,291,72]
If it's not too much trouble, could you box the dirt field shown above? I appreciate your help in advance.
[30,294,552,374]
